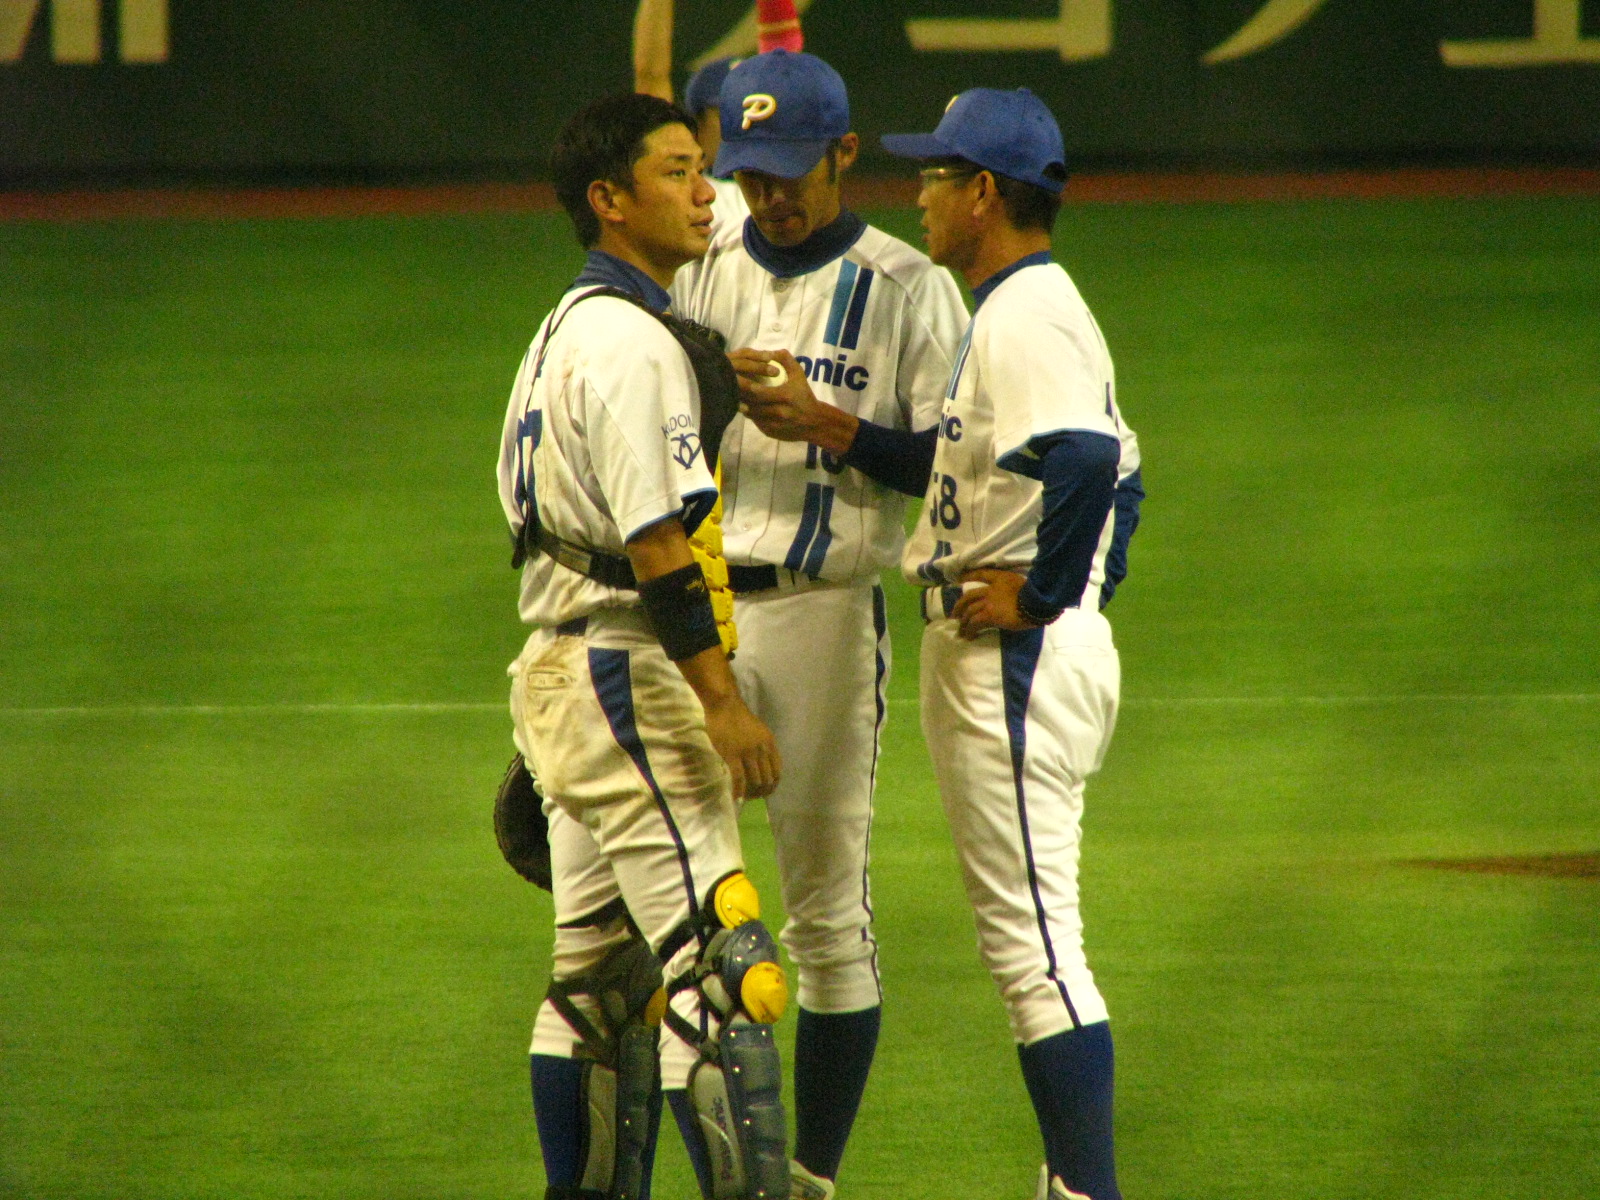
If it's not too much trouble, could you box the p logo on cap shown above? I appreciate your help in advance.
[741,93,778,130]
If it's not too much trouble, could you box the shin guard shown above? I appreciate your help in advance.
[665,873,791,1199]
[545,933,668,1200]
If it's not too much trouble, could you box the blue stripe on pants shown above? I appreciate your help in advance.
[1000,627,1082,1028]
[587,647,698,915]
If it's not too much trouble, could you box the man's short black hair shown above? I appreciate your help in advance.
[990,166,1066,234]
[928,155,1067,234]
[550,93,698,248]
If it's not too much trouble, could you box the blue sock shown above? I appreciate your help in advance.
[533,1054,664,1199]
[530,1054,585,1189]
[1017,1023,1120,1200]
[794,1004,881,1181]
[667,1088,715,1199]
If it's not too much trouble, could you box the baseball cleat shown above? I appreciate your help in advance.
[1034,1165,1092,1200]
[791,1159,835,1199]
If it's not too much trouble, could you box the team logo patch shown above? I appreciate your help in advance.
[741,93,778,130]
[671,431,703,468]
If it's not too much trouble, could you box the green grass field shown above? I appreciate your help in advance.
[3,196,1598,1200]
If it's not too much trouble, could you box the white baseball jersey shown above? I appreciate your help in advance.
[673,217,968,582]
[903,258,1140,610]
[497,282,716,630]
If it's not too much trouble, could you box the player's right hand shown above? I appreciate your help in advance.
[703,696,782,801]
[730,348,859,454]
[952,569,1041,639]
[729,349,815,440]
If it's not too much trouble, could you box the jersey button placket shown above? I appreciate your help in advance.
[768,274,799,335]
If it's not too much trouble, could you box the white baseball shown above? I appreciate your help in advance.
[759,360,787,387]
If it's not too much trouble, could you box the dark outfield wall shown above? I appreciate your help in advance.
[3,0,1599,181]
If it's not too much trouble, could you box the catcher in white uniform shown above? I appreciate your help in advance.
[672,48,968,1200]
[499,91,794,1200]
[735,88,1143,1200]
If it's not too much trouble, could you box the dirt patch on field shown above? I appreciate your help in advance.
[1411,853,1600,880]
[4,167,1599,223]
[855,166,1600,209]
[0,182,558,223]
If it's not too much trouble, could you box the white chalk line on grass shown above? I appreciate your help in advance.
[0,702,506,717]
[1,694,1597,718]
[1129,692,1600,708]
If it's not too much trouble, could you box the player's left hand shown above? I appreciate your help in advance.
[728,349,857,452]
[951,570,1044,639]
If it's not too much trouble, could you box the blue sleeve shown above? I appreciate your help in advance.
[1098,468,1144,608]
[1007,431,1121,619]
[838,421,937,497]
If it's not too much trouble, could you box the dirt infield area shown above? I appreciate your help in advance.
[1412,852,1600,880]
[4,166,1599,222]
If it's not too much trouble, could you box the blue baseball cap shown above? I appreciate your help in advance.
[715,50,850,179]
[881,88,1067,192]
[683,57,737,118]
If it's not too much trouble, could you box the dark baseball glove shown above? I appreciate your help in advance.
[494,752,552,890]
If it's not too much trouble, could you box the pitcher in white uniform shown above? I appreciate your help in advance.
[730,86,1145,1200]
[670,48,969,1200]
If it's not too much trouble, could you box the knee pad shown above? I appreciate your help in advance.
[700,916,789,1026]
[545,933,668,1200]
[664,872,790,1199]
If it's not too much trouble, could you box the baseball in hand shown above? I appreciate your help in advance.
[759,360,787,387]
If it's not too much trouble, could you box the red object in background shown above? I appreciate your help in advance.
[757,0,804,53]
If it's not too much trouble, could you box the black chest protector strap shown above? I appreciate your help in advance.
[510,287,741,585]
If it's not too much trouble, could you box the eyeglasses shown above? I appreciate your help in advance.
[918,165,978,184]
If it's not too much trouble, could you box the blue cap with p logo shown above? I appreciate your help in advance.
[715,50,851,180]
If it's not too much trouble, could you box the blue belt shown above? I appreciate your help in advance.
[555,617,588,637]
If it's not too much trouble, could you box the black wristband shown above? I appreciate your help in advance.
[638,563,722,661]
[1015,579,1065,626]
